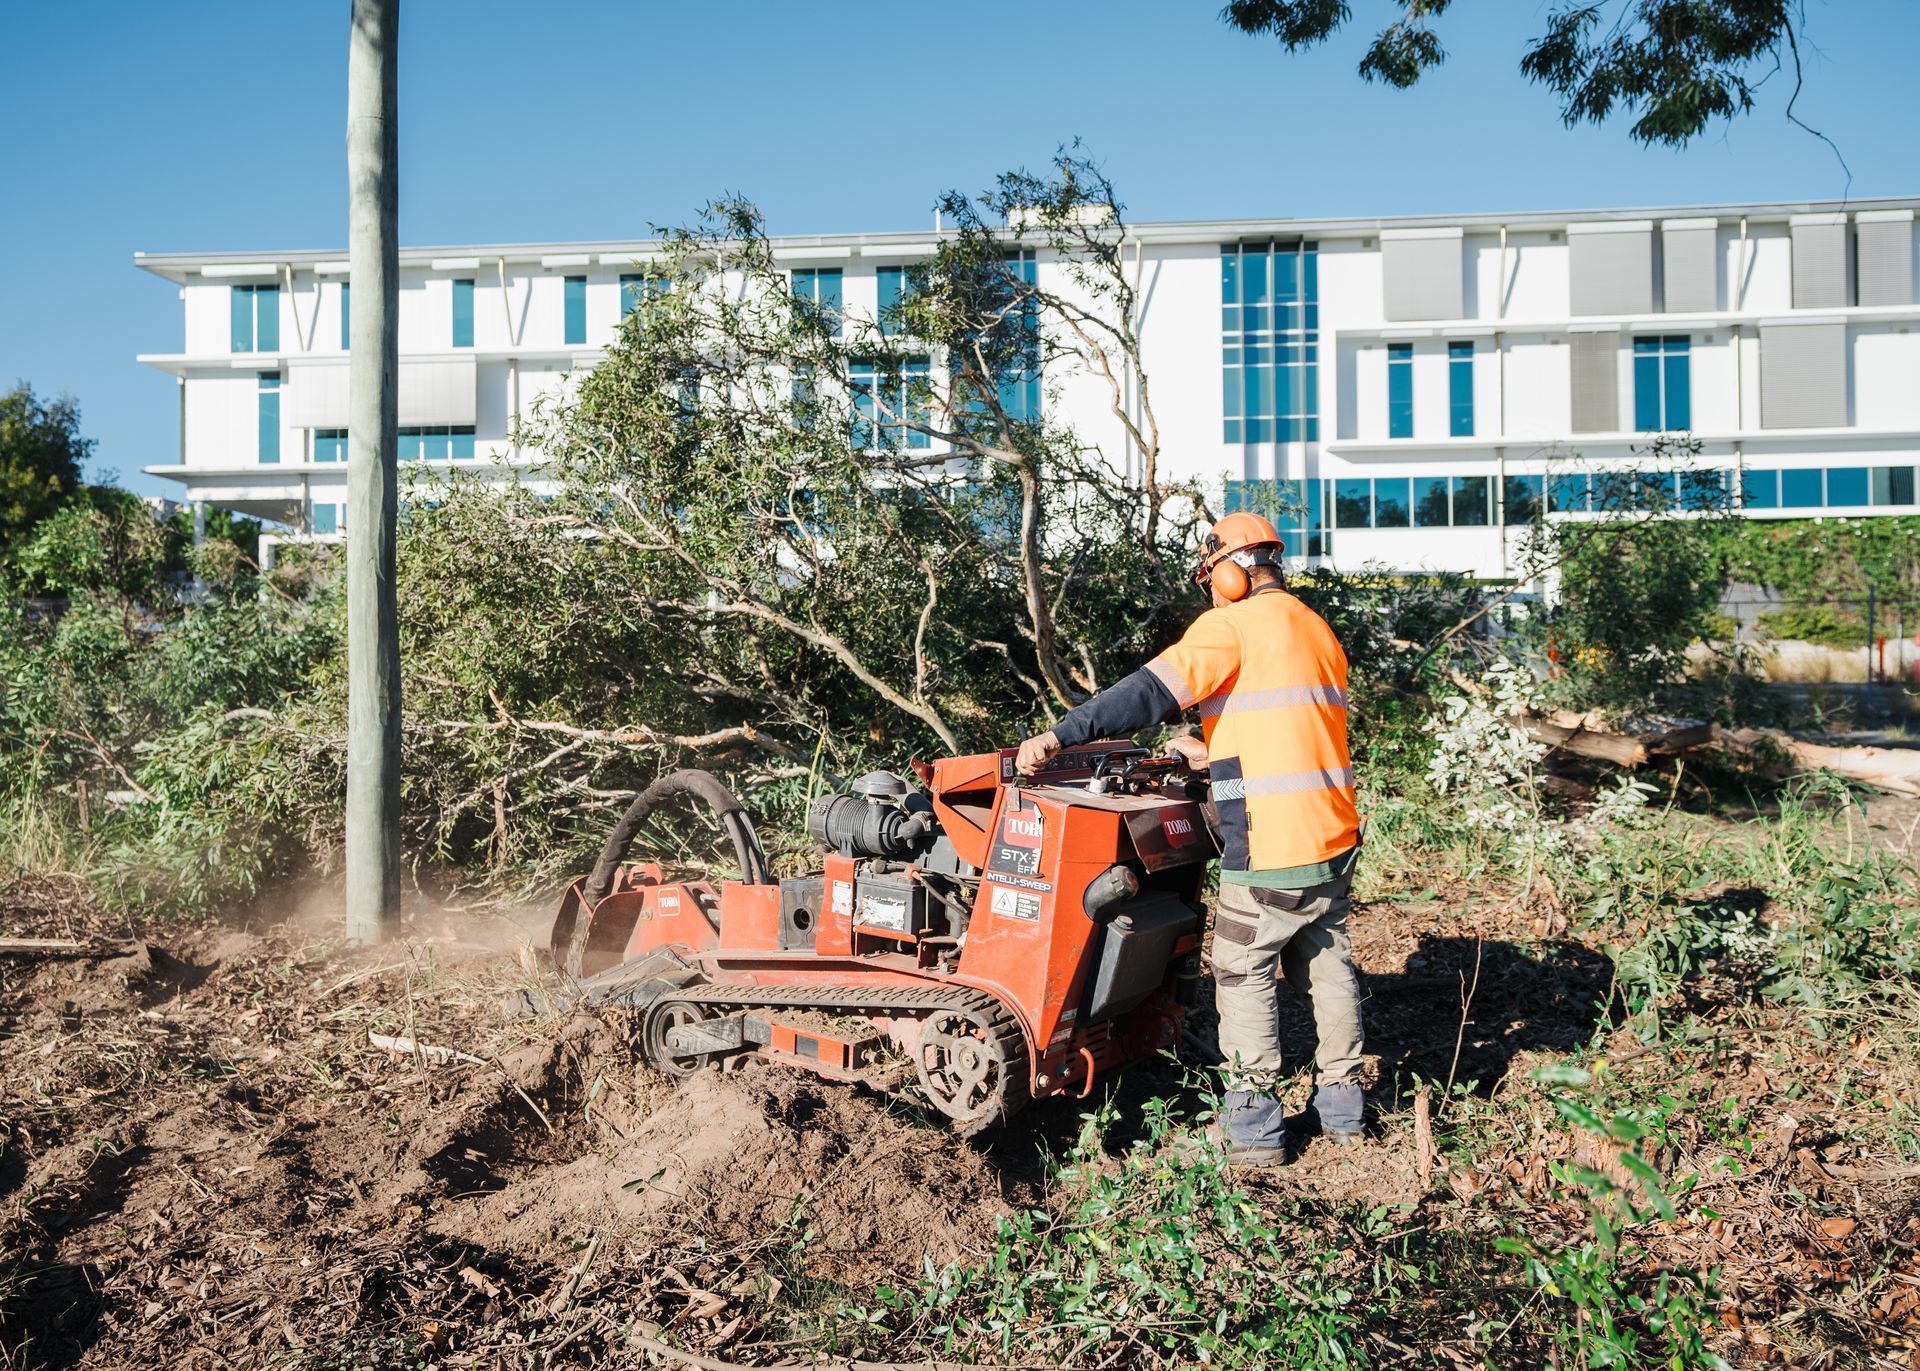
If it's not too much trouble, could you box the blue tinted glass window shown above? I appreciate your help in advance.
[1221,241,1318,444]
[339,282,350,349]
[1742,468,1778,509]
[257,372,280,464]
[1781,468,1822,508]
[254,285,279,353]
[849,361,877,451]
[1664,348,1691,429]
[564,276,586,345]
[310,503,337,535]
[1452,475,1491,526]
[1374,478,1411,528]
[452,278,474,348]
[1387,343,1413,438]
[1873,466,1916,506]
[1414,476,1449,527]
[1504,474,1542,524]
[314,428,347,463]
[231,286,253,352]
[1448,341,1474,437]
[450,427,475,460]
[1335,478,1371,528]
[1825,466,1869,506]
[1678,470,1726,511]
[877,267,908,336]
[1548,472,1590,513]
[1633,335,1689,431]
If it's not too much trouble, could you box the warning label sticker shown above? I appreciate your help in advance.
[830,879,853,917]
[988,884,1042,922]
[858,895,909,931]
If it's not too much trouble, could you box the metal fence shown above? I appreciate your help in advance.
[1720,591,1920,684]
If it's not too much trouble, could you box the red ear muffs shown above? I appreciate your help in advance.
[1211,556,1251,602]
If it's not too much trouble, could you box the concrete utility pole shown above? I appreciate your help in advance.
[345,0,402,944]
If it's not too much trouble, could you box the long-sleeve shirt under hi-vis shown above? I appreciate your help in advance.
[1050,587,1359,875]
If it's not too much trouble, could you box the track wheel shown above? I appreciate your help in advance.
[641,998,715,1078]
[915,1006,1023,1134]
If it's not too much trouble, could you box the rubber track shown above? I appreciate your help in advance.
[660,982,1031,1134]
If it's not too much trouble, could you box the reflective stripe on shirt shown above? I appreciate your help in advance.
[1197,684,1349,719]
[1212,767,1356,801]
[1144,655,1198,709]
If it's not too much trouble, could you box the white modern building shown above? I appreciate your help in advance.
[137,195,1920,577]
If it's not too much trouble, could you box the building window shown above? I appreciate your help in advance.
[997,252,1041,422]
[564,276,587,345]
[849,358,931,452]
[310,502,338,535]
[1414,476,1449,527]
[1503,474,1542,524]
[620,272,671,318]
[1224,478,1328,557]
[1452,474,1491,525]
[452,278,475,348]
[397,425,478,460]
[230,284,280,353]
[1221,241,1319,444]
[1781,468,1823,509]
[1633,335,1691,432]
[1873,465,1917,506]
[877,266,918,337]
[258,372,280,464]
[1448,341,1474,437]
[1549,472,1592,514]
[1744,465,1916,510]
[339,282,350,350]
[1334,478,1372,528]
[1387,343,1413,438]
[1677,470,1728,511]
[790,268,843,336]
[315,428,348,463]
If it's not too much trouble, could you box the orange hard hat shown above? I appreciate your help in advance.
[1192,512,1284,601]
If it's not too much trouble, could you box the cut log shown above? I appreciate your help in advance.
[1783,740,1920,797]
[1515,711,1712,767]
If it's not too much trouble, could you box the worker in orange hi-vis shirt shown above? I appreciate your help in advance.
[1016,512,1362,1167]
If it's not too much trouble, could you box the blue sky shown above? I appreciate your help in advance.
[1,1,1910,500]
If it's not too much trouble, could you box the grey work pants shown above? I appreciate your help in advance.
[1210,874,1364,1088]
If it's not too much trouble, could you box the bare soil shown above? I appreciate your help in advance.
[0,867,1914,1368]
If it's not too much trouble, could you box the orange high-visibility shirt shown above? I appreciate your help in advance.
[1051,586,1358,872]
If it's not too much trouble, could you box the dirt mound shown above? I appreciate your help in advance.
[0,880,1026,1366]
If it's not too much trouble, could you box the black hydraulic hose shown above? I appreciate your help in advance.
[583,769,770,906]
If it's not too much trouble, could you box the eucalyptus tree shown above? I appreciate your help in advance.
[518,152,1202,764]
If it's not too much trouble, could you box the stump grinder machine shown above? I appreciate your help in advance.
[543,741,1216,1133]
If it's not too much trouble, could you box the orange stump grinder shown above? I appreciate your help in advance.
[546,743,1214,1133]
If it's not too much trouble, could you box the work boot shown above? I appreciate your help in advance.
[1304,1079,1365,1146]
[1219,1088,1290,1167]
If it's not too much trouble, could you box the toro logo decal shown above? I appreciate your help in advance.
[988,802,1046,878]
[1160,812,1197,847]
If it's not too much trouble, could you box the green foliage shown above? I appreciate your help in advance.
[1708,514,1920,625]
[1552,515,1729,710]
[12,486,169,602]
[1222,0,1804,147]
[1755,604,1863,649]
[1501,1079,1727,1370]
[0,383,91,555]
[857,1092,1360,1368]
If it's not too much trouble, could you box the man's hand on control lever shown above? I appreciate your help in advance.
[1015,730,1062,776]
[1164,734,1209,772]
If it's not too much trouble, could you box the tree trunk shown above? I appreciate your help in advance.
[345,0,401,944]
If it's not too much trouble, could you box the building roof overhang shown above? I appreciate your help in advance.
[134,195,1920,282]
